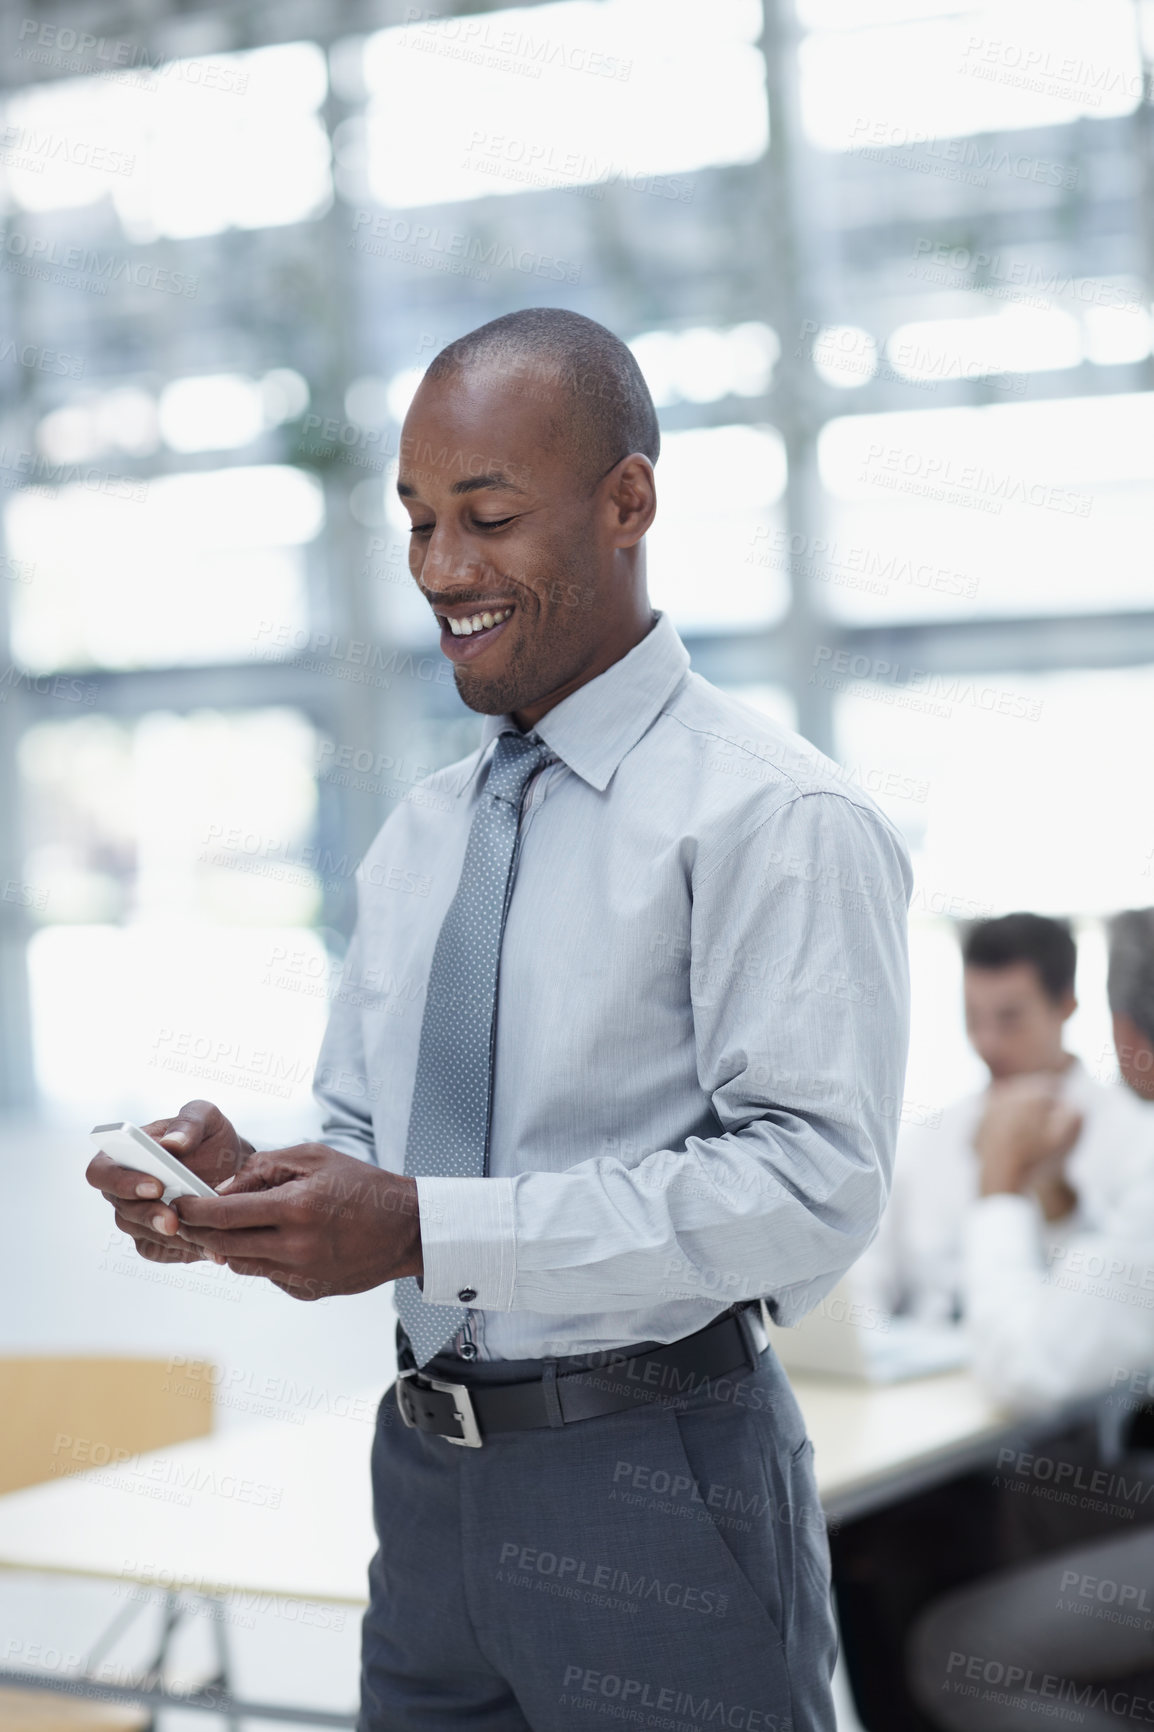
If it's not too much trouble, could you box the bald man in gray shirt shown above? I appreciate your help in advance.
[90,307,912,1731]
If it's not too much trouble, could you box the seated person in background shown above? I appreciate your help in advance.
[833,914,1154,1732]
[962,907,1154,1412]
[853,911,1152,1328]
[908,910,1154,1728]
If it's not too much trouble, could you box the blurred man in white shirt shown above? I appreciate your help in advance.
[909,909,1154,1729]
[855,912,1153,1327]
[835,914,1154,1731]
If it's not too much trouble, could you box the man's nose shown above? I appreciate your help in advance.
[420,522,480,585]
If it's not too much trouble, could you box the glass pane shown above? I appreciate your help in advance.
[358,0,766,207]
[800,0,1142,150]
[6,466,321,669]
[833,666,1154,914]
[20,708,320,926]
[0,42,331,238]
[28,923,332,1140]
[816,393,1154,622]
[646,425,789,633]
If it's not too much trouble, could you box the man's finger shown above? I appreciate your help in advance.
[87,1153,165,1202]
[174,1188,300,1232]
[137,1237,205,1265]
[216,1150,311,1195]
[147,1098,221,1156]
[111,1198,183,1238]
[221,1256,290,1280]
[175,1224,283,1259]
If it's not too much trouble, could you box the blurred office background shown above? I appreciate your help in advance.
[0,0,1152,1724]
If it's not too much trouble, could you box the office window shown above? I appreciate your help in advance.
[800,0,1143,149]
[833,665,1154,913]
[1,42,331,237]
[6,466,322,670]
[646,425,789,633]
[816,394,1154,623]
[22,706,326,1131]
[354,0,768,207]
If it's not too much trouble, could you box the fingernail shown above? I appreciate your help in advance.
[164,1130,188,1147]
[216,1175,236,1193]
[151,1214,174,1236]
[136,1181,161,1198]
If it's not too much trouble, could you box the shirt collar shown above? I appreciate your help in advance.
[477,609,690,793]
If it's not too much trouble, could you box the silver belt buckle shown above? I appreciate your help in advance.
[396,1369,483,1447]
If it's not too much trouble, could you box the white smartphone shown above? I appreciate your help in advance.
[90,1121,216,1204]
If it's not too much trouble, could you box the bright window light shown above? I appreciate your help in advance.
[630,323,778,407]
[0,42,331,238]
[800,0,970,23]
[645,424,789,633]
[812,325,878,388]
[28,922,330,1130]
[801,0,1143,150]
[835,667,1154,917]
[36,389,161,465]
[345,377,393,428]
[815,393,1154,625]
[359,0,766,207]
[1083,300,1154,366]
[158,374,267,453]
[260,369,310,424]
[386,368,425,423]
[6,466,322,669]
[886,305,1082,382]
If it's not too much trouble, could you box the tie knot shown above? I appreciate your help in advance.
[486,731,554,806]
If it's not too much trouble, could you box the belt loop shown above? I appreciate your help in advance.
[541,1360,563,1427]
[733,1303,761,1372]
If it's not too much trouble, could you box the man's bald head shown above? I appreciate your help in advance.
[423,307,660,491]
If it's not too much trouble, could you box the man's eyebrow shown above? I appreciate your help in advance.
[396,473,528,499]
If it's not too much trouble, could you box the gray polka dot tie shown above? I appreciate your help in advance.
[395,729,555,1367]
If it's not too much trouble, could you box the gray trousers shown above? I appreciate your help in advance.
[358,1319,838,1731]
[909,1524,1154,1730]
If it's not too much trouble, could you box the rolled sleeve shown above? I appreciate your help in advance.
[416,1175,517,1310]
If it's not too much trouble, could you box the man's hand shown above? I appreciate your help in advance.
[975,1075,1083,1215]
[171,1144,422,1301]
[85,1099,253,1265]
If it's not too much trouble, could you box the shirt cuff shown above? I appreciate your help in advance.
[415,1177,517,1311]
[962,1193,1040,1278]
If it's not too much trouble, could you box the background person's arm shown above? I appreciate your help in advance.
[415,790,913,1320]
[962,1189,1154,1412]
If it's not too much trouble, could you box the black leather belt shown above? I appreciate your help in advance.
[394,1306,764,1448]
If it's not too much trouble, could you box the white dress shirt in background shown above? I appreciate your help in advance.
[963,1149,1154,1412]
[851,1059,1154,1328]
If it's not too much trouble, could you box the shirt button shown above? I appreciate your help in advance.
[458,1341,478,1361]
[458,1287,477,1303]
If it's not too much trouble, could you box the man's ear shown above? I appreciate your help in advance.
[606,454,656,548]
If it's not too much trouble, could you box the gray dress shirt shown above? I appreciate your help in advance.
[313,608,912,1362]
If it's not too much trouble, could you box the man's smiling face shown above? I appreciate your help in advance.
[397,362,644,723]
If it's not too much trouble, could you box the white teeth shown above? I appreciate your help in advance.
[447,607,512,637]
